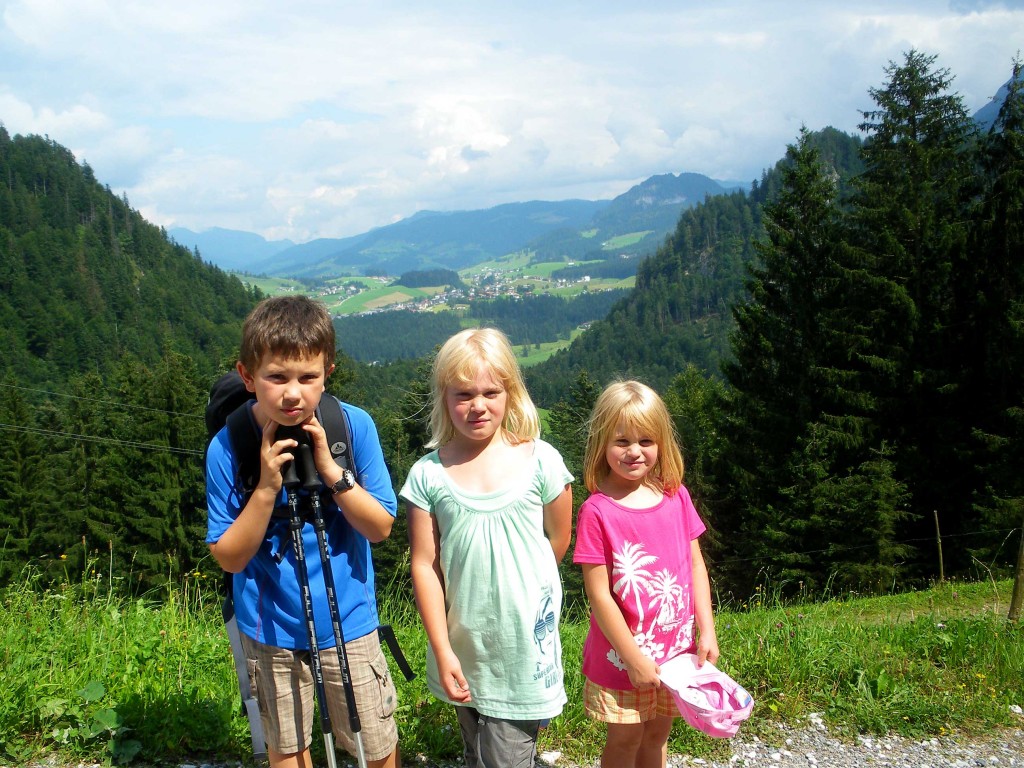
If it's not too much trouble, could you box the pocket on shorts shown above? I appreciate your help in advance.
[246,656,260,700]
[368,649,398,720]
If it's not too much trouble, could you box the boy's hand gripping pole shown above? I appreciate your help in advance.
[297,442,368,768]
[280,429,340,768]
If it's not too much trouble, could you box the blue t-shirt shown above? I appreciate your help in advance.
[206,400,397,650]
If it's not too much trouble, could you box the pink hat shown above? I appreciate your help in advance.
[658,653,753,738]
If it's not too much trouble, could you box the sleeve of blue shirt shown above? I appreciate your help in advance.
[342,401,398,517]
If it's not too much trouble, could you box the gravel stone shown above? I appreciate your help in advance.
[8,724,1023,768]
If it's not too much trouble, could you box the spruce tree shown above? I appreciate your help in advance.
[0,379,50,581]
[964,62,1024,567]
[721,129,910,593]
[850,50,977,575]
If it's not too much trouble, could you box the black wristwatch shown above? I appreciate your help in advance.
[330,469,356,494]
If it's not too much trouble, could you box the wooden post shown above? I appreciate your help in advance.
[1009,520,1023,623]
[934,510,944,584]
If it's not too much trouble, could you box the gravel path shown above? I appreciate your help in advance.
[531,722,1024,768]
[12,722,1023,768]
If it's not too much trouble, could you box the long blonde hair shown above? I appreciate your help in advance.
[427,327,540,448]
[583,380,685,494]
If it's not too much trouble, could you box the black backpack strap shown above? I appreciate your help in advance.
[378,624,416,682]
[318,395,356,477]
[225,402,262,499]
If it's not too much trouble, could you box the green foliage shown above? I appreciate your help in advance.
[544,371,601,609]
[2,569,1020,766]
[718,129,912,594]
[961,60,1024,562]
[335,310,463,363]
[334,290,626,364]
[847,50,980,577]
[468,289,628,346]
[391,268,466,290]
[0,353,210,593]
[0,128,259,388]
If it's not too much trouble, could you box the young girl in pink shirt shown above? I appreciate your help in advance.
[573,380,719,768]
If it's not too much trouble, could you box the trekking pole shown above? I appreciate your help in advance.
[296,441,369,768]
[280,430,340,768]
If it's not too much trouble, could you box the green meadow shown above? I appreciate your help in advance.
[2,562,1020,767]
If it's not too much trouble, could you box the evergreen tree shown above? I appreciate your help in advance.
[0,379,50,581]
[663,364,726,529]
[964,61,1024,566]
[720,129,910,593]
[544,369,600,608]
[850,50,977,575]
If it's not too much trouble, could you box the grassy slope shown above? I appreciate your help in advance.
[2,568,1020,766]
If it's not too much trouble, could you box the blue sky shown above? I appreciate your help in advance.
[1,1,1021,243]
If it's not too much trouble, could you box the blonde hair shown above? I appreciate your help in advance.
[427,327,540,449]
[583,380,685,494]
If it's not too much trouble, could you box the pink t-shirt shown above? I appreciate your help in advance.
[573,486,707,689]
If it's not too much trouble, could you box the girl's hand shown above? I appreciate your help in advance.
[696,631,720,666]
[436,649,472,703]
[626,655,661,689]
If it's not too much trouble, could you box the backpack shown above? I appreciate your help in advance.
[204,370,413,760]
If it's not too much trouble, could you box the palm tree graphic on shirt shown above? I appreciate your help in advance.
[612,541,657,627]
[606,541,691,670]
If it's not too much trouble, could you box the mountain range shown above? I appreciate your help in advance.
[172,73,1015,281]
[170,172,740,279]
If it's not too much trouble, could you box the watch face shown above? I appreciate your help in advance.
[334,469,355,492]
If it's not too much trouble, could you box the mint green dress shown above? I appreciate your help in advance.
[400,439,572,719]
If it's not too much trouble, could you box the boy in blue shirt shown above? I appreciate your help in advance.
[206,295,400,768]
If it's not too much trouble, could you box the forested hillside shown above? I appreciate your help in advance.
[335,289,628,362]
[0,127,261,586]
[542,54,1024,598]
[0,129,259,385]
[527,127,863,403]
[0,52,1020,604]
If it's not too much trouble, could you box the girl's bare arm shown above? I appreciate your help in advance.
[582,562,661,688]
[543,484,573,561]
[691,539,719,665]
[408,503,471,702]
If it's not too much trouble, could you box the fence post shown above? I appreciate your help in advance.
[1009,522,1023,623]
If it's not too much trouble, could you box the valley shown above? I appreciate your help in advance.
[235,248,637,366]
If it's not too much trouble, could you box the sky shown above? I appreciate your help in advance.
[1,1,1022,244]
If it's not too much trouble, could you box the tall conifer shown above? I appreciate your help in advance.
[850,50,977,575]
[965,62,1024,565]
[721,129,910,592]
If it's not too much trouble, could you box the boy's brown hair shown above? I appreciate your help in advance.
[238,295,336,372]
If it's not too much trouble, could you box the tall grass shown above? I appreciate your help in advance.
[2,557,1021,766]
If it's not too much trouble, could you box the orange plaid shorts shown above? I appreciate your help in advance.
[583,677,679,724]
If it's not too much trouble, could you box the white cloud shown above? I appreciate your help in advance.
[1,0,1021,241]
